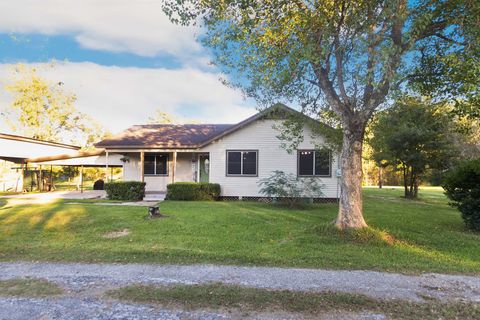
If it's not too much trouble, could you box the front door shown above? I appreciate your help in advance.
[199,155,209,183]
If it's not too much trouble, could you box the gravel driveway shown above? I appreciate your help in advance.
[0,261,479,319]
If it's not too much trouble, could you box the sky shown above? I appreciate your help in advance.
[0,0,258,135]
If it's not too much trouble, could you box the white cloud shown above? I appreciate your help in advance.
[0,0,201,58]
[0,62,258,134]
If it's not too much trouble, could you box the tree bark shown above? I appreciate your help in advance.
[335,124,368,229]
[378,166,383,189]
[413,177,419,199]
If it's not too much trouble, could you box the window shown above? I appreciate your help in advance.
[298,149,331,177]
[144,153,168,175]
[227,150,258,176]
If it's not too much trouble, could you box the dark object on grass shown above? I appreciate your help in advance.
[147,206,167,219]
[149,206,160,217]
[443,159,480,231]
[93,179,105,190]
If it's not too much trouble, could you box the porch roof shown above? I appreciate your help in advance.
[95,124,234,149]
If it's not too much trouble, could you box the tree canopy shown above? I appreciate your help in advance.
[2,65,107,147]
[369,97,457,198]
[147,109,176,124]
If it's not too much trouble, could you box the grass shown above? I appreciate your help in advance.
[107,283,480,320]
[0,191,20,196]
[0,278,64,297]
[0,187,479,274]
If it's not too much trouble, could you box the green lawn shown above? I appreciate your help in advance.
[0,187,478,274]
[107,283,480,320]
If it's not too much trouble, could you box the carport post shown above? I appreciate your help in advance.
[50,165,53,191]
[80,165,84,193]
[39,165,43,191]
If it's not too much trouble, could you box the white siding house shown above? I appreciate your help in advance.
[202,119,340,198]
[96,105,340,199]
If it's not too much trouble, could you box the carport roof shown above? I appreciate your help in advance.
[0,133,79,150]
[0,133,80,163]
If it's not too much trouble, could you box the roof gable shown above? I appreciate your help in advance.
[95,104,325,149]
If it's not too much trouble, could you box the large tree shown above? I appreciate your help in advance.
[164,0,473,228]
[2,65,107,147]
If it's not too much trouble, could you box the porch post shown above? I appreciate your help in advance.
[105,151,109,182]
[140,151,145,183]
[196,154,200,182]
[172,151,177,183]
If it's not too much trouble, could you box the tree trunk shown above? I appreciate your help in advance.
[335,125,368,229]
[413,174,419,199]
[403,165,408,198]
[378,166,383,189]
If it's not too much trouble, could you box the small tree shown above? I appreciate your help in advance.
[258,170,324,207]
[369,97,457,199]
[443,159,480,231]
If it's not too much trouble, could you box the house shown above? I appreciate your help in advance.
[95,104,340,199]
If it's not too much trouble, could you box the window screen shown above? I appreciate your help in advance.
[298,151,314,175]
[144,153,168,175]
[227,150,258,176]
[242,151,257,175]
[298,150,331,176]
[227,151,242,175]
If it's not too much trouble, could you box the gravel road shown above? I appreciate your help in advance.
[0,261,479,319]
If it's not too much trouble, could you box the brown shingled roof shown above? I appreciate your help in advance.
[95,124,234,149]
[95,104,333,149]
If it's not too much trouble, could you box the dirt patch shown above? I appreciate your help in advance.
[102,229,131,239]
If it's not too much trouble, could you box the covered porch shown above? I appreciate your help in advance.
[109,150,210,192]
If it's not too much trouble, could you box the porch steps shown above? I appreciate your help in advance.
[143,192,166,202]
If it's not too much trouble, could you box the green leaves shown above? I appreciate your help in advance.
[369,97,458,175]
[2,64,108,147]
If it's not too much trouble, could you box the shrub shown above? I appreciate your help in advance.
[104,181,146,201]
[166,182,221,201]
[443,159,480,231]
[258,170,325,208]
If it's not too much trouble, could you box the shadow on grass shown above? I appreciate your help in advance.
[313,224,400,246]
[312,223,480,274]
[0,199,86,233]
